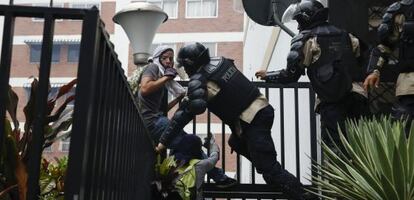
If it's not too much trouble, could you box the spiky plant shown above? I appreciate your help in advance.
[311,117,414,200]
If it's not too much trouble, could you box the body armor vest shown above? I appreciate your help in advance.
[306,25,358,102]
[199,57,260,124]
[400,2,414,72]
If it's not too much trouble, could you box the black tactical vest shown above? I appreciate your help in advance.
[305,25,359,103]
[400,2,414,72]
[199,57,260,124]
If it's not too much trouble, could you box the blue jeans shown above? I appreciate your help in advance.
[150,116,228,182]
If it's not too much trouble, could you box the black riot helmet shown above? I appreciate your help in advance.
[177,42,211,76]
[284,0,328,31]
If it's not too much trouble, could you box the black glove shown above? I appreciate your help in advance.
[203,134,215,149]
[164,67,177,78]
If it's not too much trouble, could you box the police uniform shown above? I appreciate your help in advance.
[159,55,307,199]
[263,23,369,150]
[367,0,414,127]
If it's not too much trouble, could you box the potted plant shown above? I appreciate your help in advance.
[1,78,76,199]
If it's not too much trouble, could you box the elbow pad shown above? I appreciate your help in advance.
[265,67,303,84]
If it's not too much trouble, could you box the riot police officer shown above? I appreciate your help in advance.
[155,43,308,199]
[255,0,369,150]
[364,0,414,131]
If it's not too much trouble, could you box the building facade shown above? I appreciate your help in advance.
[7,0,244,162]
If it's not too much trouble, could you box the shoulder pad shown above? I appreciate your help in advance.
[382,13,394,23]
[387,2,401,13]
[188,76,204,93]
[291,40,304,51]
[202,57,223,74]
[210,56,223,66]
[287,50,301,64]
[401,0,413,6]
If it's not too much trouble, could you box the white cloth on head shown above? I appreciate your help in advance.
[152,45,186,99]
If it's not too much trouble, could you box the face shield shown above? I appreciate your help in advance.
[281,3,299,24]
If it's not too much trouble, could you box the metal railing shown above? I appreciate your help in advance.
[177,81,318,199]
[65,8,155,200]
[0,5,154,199]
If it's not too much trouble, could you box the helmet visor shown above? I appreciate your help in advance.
[281,3,299,23]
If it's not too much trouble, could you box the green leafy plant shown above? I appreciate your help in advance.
[1,78,76,199]
[152,154,182,200]
[311,117,414,200]
[39,157,67,200]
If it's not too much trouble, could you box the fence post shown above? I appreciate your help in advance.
[65,8,100,199]
[26,13,55,199]
[0,11,14,161]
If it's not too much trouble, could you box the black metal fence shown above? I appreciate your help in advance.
[0,5,155,199]
[65,8,155,200]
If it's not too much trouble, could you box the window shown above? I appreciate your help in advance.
[186,0,217,18]
[134,0,178,19]
[32,3,64,21]
[202,43,217,56]
[69,2,101,9]
[24,83,76,105]
[43,145,52,153]
[60,137,70,152]
[30,44,61,63]
[67,44,80,62]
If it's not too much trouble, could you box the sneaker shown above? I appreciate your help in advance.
[215,177,237,188]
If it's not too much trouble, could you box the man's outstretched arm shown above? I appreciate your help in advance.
[157,74,208,150]
[256,34,306,83]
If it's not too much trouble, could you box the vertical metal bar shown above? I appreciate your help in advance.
[110,62,122,199]
[102,58,117,199]
[26,14,55,200]
[86,37,106,200]
[162,88,168,115]
[98,63,111,199]
[221,122,226,174]
[251,162,255,184]
[294,87,300,178]
[0,12,14,153]
[236,153,240,182]
[96,46,112,200]
[207,111,211,183]
[279,87,285,169]
[65,8,100,199]
[116,89,124,199]
[49,0,53,7]
[123,101,131,199]
[193,115,196,134]
[309,88,318,179]
[207,111,211,156]
[126,106,134,199]
[8,0,13,5]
